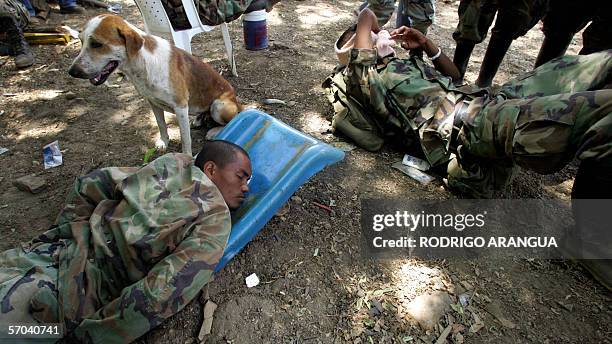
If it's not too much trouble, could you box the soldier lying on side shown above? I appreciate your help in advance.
[0,140,252,343]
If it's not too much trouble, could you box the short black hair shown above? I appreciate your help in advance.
[194,140,249,170]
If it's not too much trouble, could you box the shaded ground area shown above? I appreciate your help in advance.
[0,1,610,343]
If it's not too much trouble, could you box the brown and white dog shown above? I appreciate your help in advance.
[68,14,242,156]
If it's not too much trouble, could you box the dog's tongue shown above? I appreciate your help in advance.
[88,62,116,85]
[89,73,103,85]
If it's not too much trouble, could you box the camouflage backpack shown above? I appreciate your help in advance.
[322,66,386,152]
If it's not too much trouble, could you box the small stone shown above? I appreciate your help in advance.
[275,202,290,217]
[290,195,302,204]
[64,91,77,100]
[14,175,47,194]
[405,291,452,331]
[287,101,296,107]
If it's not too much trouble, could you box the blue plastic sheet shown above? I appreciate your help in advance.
[214,109,345,271]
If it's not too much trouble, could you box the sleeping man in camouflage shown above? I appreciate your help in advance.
[325,8,612,200]
[0,140,251,343]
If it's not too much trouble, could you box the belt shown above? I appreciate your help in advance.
[450,99,470,153]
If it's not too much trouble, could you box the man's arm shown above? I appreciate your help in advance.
[390,26,461,81]
[70,203,231,343]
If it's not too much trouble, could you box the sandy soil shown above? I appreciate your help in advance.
[0,1,610,343]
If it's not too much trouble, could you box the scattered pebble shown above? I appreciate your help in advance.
[14,175,47,194]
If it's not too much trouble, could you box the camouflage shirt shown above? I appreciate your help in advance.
[343,48,484,166]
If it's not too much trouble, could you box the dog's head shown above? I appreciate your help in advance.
[68,14,144,85]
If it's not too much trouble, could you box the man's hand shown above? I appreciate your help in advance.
[390,26,427,50]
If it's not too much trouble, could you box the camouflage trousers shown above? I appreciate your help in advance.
[541,0,612,55]
[0,0,29,28]
[448,50,612,197]
[362,0,435,34]
[452,0,547,43]
[162,0,256,29]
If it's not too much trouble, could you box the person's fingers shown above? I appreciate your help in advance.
[390,26,409,36]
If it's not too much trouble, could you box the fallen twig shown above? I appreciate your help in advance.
[312,201,332,213]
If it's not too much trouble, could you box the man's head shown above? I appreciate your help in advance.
[195,140,252,210]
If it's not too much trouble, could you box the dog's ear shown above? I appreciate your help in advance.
[117,26,144,59]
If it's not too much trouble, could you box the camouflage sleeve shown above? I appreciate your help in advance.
[71,194,231,343]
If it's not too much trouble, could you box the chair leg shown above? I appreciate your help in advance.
[173,31,193,55]
[220,23,237,77]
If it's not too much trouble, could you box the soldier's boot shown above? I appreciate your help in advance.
[3,17,34,69]
[534,35,572,68]
[0,42,12,56]
[566,160,612,292]
[475,33,512,88]
[452,40,475,84]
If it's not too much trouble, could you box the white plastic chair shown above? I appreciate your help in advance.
[133,0,237,76]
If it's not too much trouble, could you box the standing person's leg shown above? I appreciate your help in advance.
[452,0,497,83]
[534,0,591,67]
[57,0,85,14]
[363,0,397,27]
[475,0,546,87]
[0,0,34,69]
[580,13,612,55]
[402,0,435,59]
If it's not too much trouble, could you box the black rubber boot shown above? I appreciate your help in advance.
[475,33,512,88]
[0,42,12,56]
[452,40,475,83]
[3,17,34,69]
[534,35,572,68]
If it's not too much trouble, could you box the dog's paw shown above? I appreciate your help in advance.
[155,138,169,151]
[205,126,224,140]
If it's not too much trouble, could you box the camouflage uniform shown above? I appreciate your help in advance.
[0,153,231,343]
[162,0,258,29]
[361,0,435,34]
[0,0,29,28]
[452,0,547,44]
[324,49,612,198]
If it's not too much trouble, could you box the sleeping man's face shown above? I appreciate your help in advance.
[204,152,252,210]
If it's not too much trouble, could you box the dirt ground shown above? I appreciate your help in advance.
[1,0,610,343]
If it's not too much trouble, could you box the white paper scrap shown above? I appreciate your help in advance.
[245,273,260,288]
[402,154,430,171]
[392,161,435,185]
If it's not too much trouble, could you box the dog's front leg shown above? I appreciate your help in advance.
[150,102,170,151]
[175,106,193,156]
